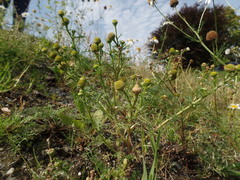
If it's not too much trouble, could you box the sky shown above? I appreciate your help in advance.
[5,0,240,53]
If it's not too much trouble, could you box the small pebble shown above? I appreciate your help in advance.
[5,167,14,176]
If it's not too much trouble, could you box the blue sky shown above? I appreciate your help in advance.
[19,0,240,50]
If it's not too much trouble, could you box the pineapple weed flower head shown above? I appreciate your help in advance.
[228,104,240,110]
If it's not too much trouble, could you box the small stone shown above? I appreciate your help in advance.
[5,167,14,176]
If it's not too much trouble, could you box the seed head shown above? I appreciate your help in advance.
[106,32,115,43]
[132,83,142,95]
[170,0,179,7]
[206,30,218,41]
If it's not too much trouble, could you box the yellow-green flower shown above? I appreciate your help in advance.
[91,43,99,53]
[224,64,236,72]
[41,47,48,53]
[235,64,240,71]
[49,51,58,59]
[58,10,65,17]
[142,78,151,87]
[114,80,125,91]
[106,32,115,43]
[71,50,77,56]
[77,77,86,88]
[94,37,101,45]
[62,17,70,26]
[112,19,118,26]
[54,55,62,61]
[210,71,218,77]
[53,43,60,50]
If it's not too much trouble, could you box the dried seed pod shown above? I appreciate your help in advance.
[170,0,179,7]
[206,30,218,41]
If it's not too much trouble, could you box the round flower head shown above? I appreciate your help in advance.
[54,55,62,61]
[94,37,101,45]
[53,43,60,50]
[49,51,58,59]
[112,19,118,26]
[91,43,99,53]
[62,17,70,26]
[224,64,236,72]
[41,47,48,53]
[170,0,179,7]
[210,71,218,77]
[206,30,218,41]
[77,77,86,88]
[142,78,152,87]
[114,80,125,91]
[58,10,65,17]
[98,43,104,49]
[71,50,78,56]
[106,32,115,43]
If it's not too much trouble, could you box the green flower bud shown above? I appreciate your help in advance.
[49,51,58,59]
[98,43,104,49]
[91,43,99,53]
[114,80,125,91]
[224,64,236,72]
[77,77,86,88]
[62,17,70,26]
[93,64,99,69]
[112,19,118,26]
[210,71,218,77]
[169,47,175,54]
[142,78,151,87]
[58,10,65,17]
[94,37,101,45]
[106,32,115,43]
[54,55,62,61]
[71,50,78,56]
[62,45,68,50]
[41,47,48,53]
[168,70,178,80]
[120,40,125,45]
[53,43,60,50]
[235,64,240,71]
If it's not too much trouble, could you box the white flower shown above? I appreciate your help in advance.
[225,48,231,55]
[127,39,135,46]
[0,5,6,10]
[186,47,190,51]
[21,12,29,18]
[228,104,240,109]
[150,37,159,44]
